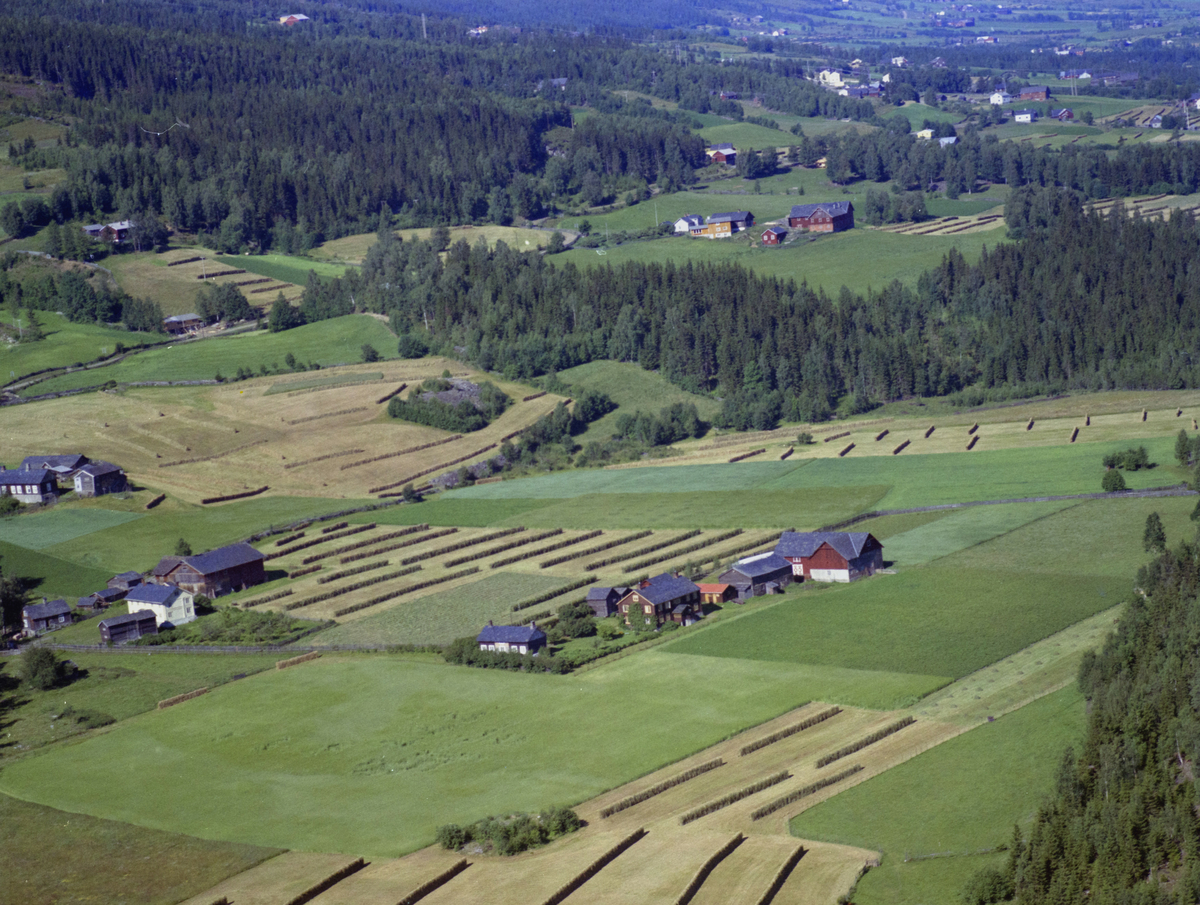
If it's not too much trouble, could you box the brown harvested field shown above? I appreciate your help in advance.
[302,846,468,905]
[177,851,364,905]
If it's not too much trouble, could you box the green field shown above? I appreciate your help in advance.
[879,499,1073,565]
[263,371,384,395]
[791,686,1086,905]
[0,538,113,598]
[358,497,560,527]
[22,315,399,395]
[0,792,281,905]
[555,360,722,441]
[697,120,793,149]
[313,571,572,646]
[0,311,157,384]
[0,507,143,549]
[215,253,349,285]
[0,650,941,857]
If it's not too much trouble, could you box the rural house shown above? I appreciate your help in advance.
[73,461,127,497]
[1013,109,1038,124]
[100,220,135,244]
[989,90,1012,105]
[691,220,732,240]
[706,143,737,165]
[99,611,159,644]
[126,583,196,628]
[761,226,788,245]
[150,542,267,597]
[77,587,127,613]
[21,454,87,477]
[586,586,628,618]
[775,531,884,582]
[718,552,794,600]
[108,571,144,591]
[698,583,737,605]
[617,573,702,628]
[278,13,309,25]
[708,211,754,231]
[477,621,547,655]
[1049,108,1074,121]
[22,598,72,634]
[0,468,57,504]
[163,313,203,335]
[1019,85,1050,100]
[673,215,705,235]
[788,201,854,233]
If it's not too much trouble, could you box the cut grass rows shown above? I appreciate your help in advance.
[599,758,726,819]
[815,717,916,768]
[303,524,429,564]
[679,771,792,825]
[340,528,453,564]
[285,565,423,610]
[749,765,865,821]
[622,529,743,574]
[332,567,482,617]
[489,530,603,569]
[442,528,563,568]
[585,530,702,571]
[740,707,842,757]
[398,527,525,566]
[540,530,652,568]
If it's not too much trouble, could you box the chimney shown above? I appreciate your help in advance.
[486,619,494,626]
[639,579,650,589]
[529,621,537,630]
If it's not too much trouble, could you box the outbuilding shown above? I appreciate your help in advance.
[73,461,127,497]
[99,611,159,644]
[22,598,72,634]
[150,542,266,597]
[586,586,628,618]
[477,621,547,655]
[761,226,788,245]
[718,553,794,600]
[775,530,884,582]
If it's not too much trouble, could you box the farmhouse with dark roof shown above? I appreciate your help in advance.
[126,583,196,628]
[718,552,794,600]
[617,573,702,628]
[788,201,854,233]
[0,468,58,504]
[22,598,72,634]
[150,542,266,597]
[20,454,88,476]
[586,586,628,618]
[77,586,127,613]
[775,531,883,582]
[477,621,547,655]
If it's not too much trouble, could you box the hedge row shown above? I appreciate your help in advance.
[815,717,916,768]
[892,440,910,455]
[538,828,646,905]
[728,448,766,463]
[285,565,423,609]
[332,567,481,617]
[622,529,743,574]
[780,447,793,460]
[1027,419,1035,431]
[739,707,841,757]
[202,485,268,504]
[490,530,603,569]
[283,448,365,470]
[749,765,864,821]
[376,383,407,405]
[322,521,350,534]
[167,255,204,266]
[396,859,469,905]
[235,277,272,286]
[968,422,979,434]
[838,443,855,457]
[158,439,267,469]
[287,565,322,579]
[599,758,725,818]
[195,268,245,278]
[676,834,745,905]
[276,531,306,547]
[282,859,366,905]
[752,844,808,905]
[266,523,375,560]
[158,687,208,709]
[304,524,430,564]
[679,771,791,825]
[317,559,390,584]
[286,406,369,426]
[339,434,461,471]
[249,282,288,293]
[1070,427,1079,443]
[145,493,166,510]
[340,527,455,564]
[924,425,936,438]
[522,391,547,402]
[373,443,498,494]
[512,577,594,612]
[276,651,320,670]
[585,530,702,572]
[823,431,851,443]
[875,429,889,441]
[240,588,295,608]
[539,530,651,568]
[966,435,979,451]
[399,527,525,566]
[443,529,563,568]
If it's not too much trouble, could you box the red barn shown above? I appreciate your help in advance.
[774,531,883,582]
[761,226,788,245]
[788,202,854,233]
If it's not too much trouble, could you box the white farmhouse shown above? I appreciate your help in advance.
[125,583,196,628]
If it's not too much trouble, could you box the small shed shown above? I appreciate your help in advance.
[163,314,203,335]
[718,553,794,600]
[108,571,144,591]
[77,587,127,613]
[706,143,737,165]
[698,583,737,605]
[99,611,159,644]
[23,599,72,634]
[761,226,788,245]
[477,622,547,655]
[586,586,628,619]
[1013,109,1038,124]
[73,461,127,498]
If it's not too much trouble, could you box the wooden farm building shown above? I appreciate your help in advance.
[477,622,547,655]
[77,587,127,613]
[706,143,737,165]
[1019,85,1050,100]
[586,586,628,618]
[108,571,144,591]
[126,583,196,628]
[0,468,58,504]
[718,552,794,600]
[761,226,788,245]
[22,598,72,634]
[691,220,732,240]
[618,573,703,627]
[150,542,266,597]
[698,583,737,605]
[163,313,203,335]
[20,454,87,476]
[775,531,883,583]
[788,202,854,233]
[99,611,159,644]
[72,462,127,497]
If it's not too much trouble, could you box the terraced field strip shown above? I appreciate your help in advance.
[177,852,364,905]
[299,849,471,905]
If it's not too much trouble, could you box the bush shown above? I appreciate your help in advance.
[1101,469,1127,492]
[796,431,814,444]
[436,824,469,850]
[961,866,1014,905]
[361,343,380,362]
[19,646,66,690]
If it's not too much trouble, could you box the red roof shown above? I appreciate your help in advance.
[698,583,731,593]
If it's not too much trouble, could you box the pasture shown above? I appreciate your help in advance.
[0,310,157,384]
[310,225,568,264]
[0,538,112,598]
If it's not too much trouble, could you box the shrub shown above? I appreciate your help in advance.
[361,343,380,362]
[437,824,469,850]
[796,432,814,444]
[1101,469,1127,492]
[20,647,66,690]
[961,866,1014,905]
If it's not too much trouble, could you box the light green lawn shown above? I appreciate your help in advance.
[0,651,942,857]
[697,121,793,149]
[881,500,1075,566]
[0,311,156,383]
[22,315,398,395]
[792,686,1086,905]
[0,538,112,598]
[0,507,143,549]
[214,254,349,284]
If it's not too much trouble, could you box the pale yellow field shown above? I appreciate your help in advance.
[311,225,578,265]
[177,851,362,905]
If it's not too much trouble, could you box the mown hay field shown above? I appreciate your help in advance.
[310,224,568,265]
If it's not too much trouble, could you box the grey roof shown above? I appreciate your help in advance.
[790,201,853,219]
[0,468,54,485]
[727,552,792,580]
[1013,109,1038,116]
[628,573,699,606]
[181,542,265,576]
[77,461,123,478]
[477,624,547,645]
[708,211,752,224]
[151,556,184,577]
[708,143,735,151]
[21,454,86,471]
[113,571,142,583]
[100,611,157,629]
[675,214,704,227]
[24,599,71,620]
[93,587,126,602]
[163,313,202,324]
[587,586,628,600]
[127,583,184,605]
[763,226,788,236]
[776,531,878,560]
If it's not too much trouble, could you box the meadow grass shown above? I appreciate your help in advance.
[0,507,143,549]
[790,686,1086,905]
[0,793,282,905]
[263,371,384,395]
[358,497,559,527]
[312,571,571,646]
[0,538,112,598]
[214,254,348,284]
[697,121,793,149]
[23,315,399,394]
[0,311,156,382]
[311,225,561,264]
[0,650,942,857]
[880,499,1075,566]
[890,102,961,127]
[553,228,998,296]
[850,509,951,539]
[555,360,722,441]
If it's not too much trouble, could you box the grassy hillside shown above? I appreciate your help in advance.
[0,311,158,384]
